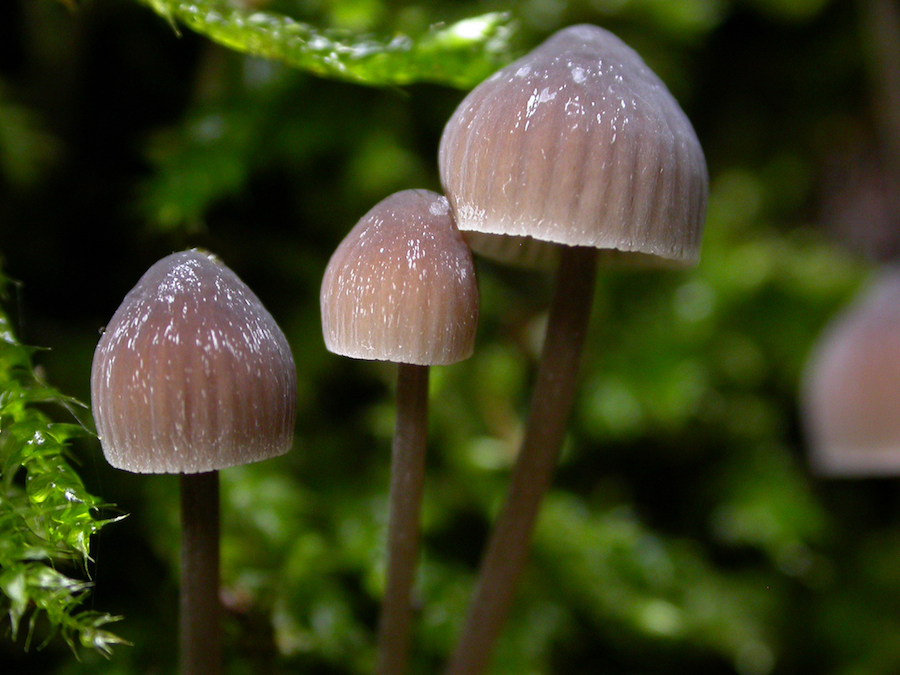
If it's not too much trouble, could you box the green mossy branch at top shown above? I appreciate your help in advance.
[0,279,126,657]
[140,0,515,89]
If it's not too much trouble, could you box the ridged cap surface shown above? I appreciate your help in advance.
[802,268,900,476]
[91,250,297,474]
[321,189,478,365]
[439,24,708,267]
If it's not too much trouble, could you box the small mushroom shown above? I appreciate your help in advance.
[440,23,706,269]
[321,189,478,675]
[438,24,708,675]
[802,267,900,476]
[91,249,296,675]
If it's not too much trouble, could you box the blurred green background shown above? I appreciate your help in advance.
[2,0,899,673]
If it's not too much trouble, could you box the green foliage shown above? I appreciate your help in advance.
[0,277,125,657]
[140,0,514,88]
[0,85,59,189]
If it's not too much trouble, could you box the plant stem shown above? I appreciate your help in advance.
[377,362,430,675]
[445,245,598,675]
[180,470,221,675]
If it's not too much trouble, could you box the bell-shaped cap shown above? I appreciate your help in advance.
[439,24,708,268]
[801,268,900,477]
[321,189,478,365]
[91,249,297,474]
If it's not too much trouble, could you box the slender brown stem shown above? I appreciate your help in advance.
[180,470,221,675]
[377,362,430,675]
[445,245,598,675]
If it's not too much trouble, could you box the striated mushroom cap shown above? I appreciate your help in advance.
[321,189,478,366]
[802,268,900,477]
[91,249,297,474]
[439,24,708,268]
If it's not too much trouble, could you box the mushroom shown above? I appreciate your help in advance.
[802,267,900,476]
[320,189,478,675]
[438,24,708,675]
[91,249,296,675]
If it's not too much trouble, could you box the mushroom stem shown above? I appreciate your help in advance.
[180,470,221,675]
[445,245,598,675]
[377,362,430,675]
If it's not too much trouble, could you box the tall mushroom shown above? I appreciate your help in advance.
[91,249,296,675]
[802,267,900,476]
[438,24,708,675]
[320,189,478,675]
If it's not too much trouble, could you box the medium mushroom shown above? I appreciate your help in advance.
[802,267,900,476]
[91,249,296,675]
[438,24,708,675]
[320,189,478,675]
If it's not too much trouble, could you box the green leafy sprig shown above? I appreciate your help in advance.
[141,0,514,88]
[0,279,126,656]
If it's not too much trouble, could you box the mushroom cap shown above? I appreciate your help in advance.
[801,268,900,477]
[321,189,479,365]
[91,249,297,474]
[438,24,708,268]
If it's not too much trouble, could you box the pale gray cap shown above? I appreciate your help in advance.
[321,189,478,365]
[91,249,297,474]
[439,24,708,268]
[801,268,900,477]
